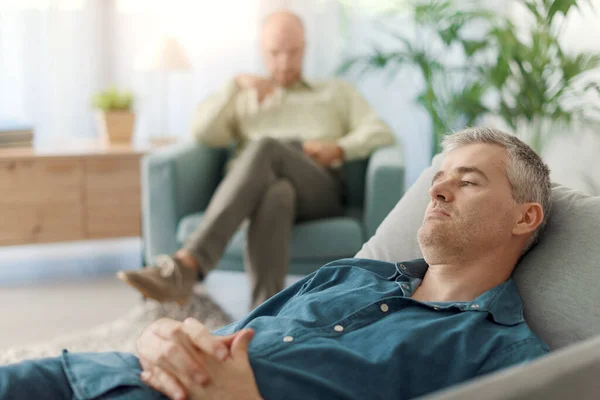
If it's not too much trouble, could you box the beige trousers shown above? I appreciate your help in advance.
[184,137,343,308]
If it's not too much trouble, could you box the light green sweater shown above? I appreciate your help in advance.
[191,78,395,161]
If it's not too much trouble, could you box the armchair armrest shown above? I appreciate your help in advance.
[364,145,405,238]
[142,141,226,262]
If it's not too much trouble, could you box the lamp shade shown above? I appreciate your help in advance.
[135,36,192,71]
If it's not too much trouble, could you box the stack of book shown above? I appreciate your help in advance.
[0,122,34,148]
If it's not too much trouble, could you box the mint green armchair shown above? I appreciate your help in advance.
[141,141,404,275]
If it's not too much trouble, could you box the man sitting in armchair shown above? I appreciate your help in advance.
[1,128,551,399]
[117,10,395,309]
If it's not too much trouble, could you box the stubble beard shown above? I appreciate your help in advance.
[417,222,469,265]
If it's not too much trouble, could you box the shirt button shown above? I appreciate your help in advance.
[471,304,480,309]
[380,303,389,313]
[401,283,410,290]
[283,336,294,343]
[433,306,440,311]
[334,325,344,332]
[398,263,407,270]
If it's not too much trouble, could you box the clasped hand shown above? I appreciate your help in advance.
[303,141,344,168]
[137,317,262,400]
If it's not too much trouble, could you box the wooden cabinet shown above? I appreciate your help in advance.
[85,155,142,239]
[0,144,148,246]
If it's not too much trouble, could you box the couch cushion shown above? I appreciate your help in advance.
[177,212,364,261]
[356,154,600,350]
[420,333,600,400]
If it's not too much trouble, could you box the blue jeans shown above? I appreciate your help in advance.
[0,350,167,400]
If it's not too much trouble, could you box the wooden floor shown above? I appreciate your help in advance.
[0,238,301,351]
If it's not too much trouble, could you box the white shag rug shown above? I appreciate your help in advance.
[0,286,233,365]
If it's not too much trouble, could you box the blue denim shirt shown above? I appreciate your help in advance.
[215,258,549,399]
[62,258,549,400]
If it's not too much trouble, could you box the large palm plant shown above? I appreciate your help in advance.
[487,0,600,152]
[339,0,600,156]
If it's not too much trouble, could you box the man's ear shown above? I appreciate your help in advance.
[512,203,544,237]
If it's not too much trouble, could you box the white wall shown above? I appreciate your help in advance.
[339,6,430,187]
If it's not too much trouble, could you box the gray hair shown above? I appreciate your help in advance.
[442,127,551,253]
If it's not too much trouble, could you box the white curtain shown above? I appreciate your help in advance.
[0,0,108,146]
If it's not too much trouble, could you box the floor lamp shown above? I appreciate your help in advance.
[135,36,192,145]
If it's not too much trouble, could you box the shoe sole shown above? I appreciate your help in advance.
[116,271,189,306]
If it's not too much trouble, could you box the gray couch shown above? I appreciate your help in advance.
[357,154,600,399]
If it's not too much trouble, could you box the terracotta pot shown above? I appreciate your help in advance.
[96,110,135,145]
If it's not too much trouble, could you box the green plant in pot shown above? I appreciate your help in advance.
[338,0,500,157]
[486,0,600,154]
[338,0,600,156]
[92,86,135,145]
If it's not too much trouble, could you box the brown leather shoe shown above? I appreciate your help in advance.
[117,255,198,305]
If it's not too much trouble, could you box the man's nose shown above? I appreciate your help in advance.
[429,179,454,202]
[277,54,290,69]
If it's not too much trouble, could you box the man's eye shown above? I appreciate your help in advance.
[460,181,475,187]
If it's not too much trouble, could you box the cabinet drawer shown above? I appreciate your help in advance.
[84,156,142,238]
[0,199,85,245]
[0,158,84,244]
[0,158,82,190]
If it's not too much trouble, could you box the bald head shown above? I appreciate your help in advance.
[262,11,305,37]
[261,11,306,87]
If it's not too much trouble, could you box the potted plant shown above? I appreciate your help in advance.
[338,0,600,156]
[486,0,600,154]
[338,0,501,156]
[92,86,135,145]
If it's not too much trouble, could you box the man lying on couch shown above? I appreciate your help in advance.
[0,128,551,400]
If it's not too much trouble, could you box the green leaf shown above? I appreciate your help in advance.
[524,0,544,24]
[548,0,579,23]
[383,58,409,83]
[461,40,488,56]
[336,57,361,76]
[550,106,572,122]
[448,81,490,124]
[438,22,462,45]
[576,53,600,72]
[490,55,510,87]
[560,53,600,82]
[414,0,452,25]
[91,87,134,110]
[498,101,518,130]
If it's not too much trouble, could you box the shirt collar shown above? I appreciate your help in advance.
[398,259,524,326]
[471,279,524,326]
